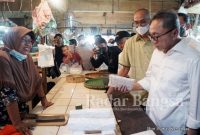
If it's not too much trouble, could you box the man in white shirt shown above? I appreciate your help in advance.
[108,10,200,135]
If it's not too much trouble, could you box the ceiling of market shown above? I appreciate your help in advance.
[0,0,183,30]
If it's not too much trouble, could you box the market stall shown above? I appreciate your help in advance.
[28,73,161,135]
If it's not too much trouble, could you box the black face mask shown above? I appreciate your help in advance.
[99,47,107,54]
[180,26,186,37]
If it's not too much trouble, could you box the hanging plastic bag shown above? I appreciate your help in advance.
[37,44,55,68]
[32,0,57,36]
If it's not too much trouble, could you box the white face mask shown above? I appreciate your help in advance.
[136,24,149,35]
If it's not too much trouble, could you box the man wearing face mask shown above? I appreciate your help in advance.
[90,37,121,74]
[118,8,154,104]
[118,8,154,80]
[178,13,191,37]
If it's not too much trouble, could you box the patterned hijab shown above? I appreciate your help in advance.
[0,26,42,102]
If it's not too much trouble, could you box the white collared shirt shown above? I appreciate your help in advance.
[138,37,200,135]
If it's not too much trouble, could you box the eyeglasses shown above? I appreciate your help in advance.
[148,28,175,42]
[21,38,33,45]
[133,19,147,27]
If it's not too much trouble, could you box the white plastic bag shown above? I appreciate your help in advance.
[69,62,82,74]
[38,44,55,68]
[59,63,70,73]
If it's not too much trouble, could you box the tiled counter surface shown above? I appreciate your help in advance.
[30,77,116,135]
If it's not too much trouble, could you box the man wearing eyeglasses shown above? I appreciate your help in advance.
[119,8,154,80]
[118,8,154,104]
[108,10,200,135]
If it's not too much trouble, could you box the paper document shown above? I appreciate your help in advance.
[131,130,156,135]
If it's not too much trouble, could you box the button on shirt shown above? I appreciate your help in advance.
[138,37,200,135]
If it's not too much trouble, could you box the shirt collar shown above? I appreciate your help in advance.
[167,38,186,54]
[135,34,151,42]
[135,34,143,41]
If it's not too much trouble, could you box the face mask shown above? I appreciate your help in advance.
[136,24,149,35]
[9,50,27,61]
[99,47,106,54]
[180,26,186,37]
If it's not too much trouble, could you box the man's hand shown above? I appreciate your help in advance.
[118,85,129,93]
[92,48,99,58]
[107,86,129,95]
[118,66,130,77]
[187,128,199,135]
[107,87,115,95]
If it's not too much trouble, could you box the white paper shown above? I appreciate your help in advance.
[67,118,116,131]
[130,130,156,135]
[67,108,116,134]
[38,44,55,68]
[108,74,135,91]
[69,108,113,118]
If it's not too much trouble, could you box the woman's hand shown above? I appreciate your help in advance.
[63,57,70,64]
[15,121,32,135]
[41,97,54,109]
[67,51,73,59]
[7,102,32,135]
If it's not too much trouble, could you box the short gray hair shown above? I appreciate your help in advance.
[134,8,150,20]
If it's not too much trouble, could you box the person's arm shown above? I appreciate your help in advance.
[107,82,144,95]
[118,40,131,76]
[186,59,200,134]
[1,87,31,135]
[74,52,82,65]
[118,66,130,77]
[187,128,199,135]
[108,50,154,94]
[90,54,104,68]
[7,101,31,135]
[37,85,53,109]
[29,55,54,109]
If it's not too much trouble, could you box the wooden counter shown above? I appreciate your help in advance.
[110,92,163,135]
[30,75,162,135]
[30,76,116,135]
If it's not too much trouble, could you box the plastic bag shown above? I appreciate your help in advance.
[59,63,70,73]
[69,62,83,74]
[37,44,55,68]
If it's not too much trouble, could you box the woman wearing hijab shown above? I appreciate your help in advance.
[0,26,53,135]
